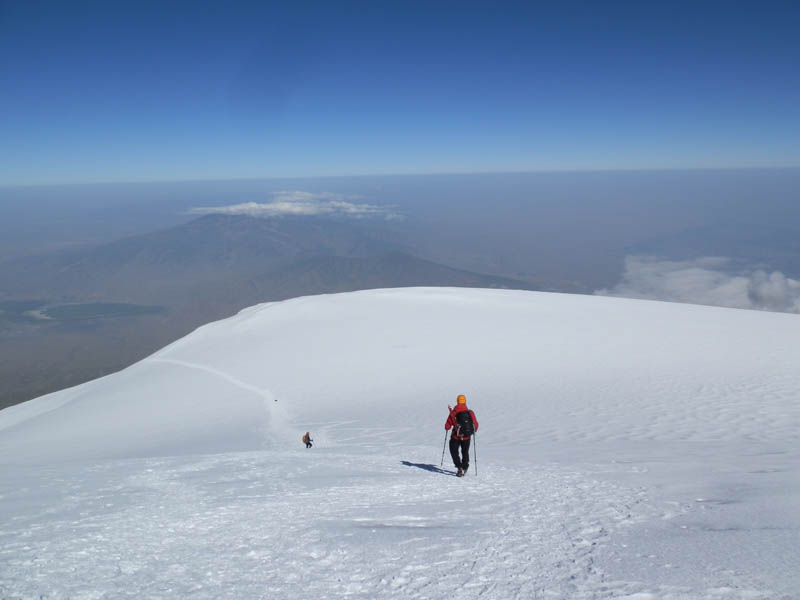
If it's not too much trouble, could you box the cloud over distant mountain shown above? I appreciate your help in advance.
[190,191,402,220]
[597,256,800,313]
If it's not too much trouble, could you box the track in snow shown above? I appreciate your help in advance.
[0,446,781,600]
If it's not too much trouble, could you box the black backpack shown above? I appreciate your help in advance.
[455,410,475,437]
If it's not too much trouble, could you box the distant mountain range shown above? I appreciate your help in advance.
[1,214,526,302]
[0,214,532,409]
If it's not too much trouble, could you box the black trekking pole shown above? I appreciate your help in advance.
[473,433,478,477]
[441,404,453,467]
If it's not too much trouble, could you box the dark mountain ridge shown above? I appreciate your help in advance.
[1,214,403,300]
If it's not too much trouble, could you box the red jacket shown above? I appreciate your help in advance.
[445,404,479,440]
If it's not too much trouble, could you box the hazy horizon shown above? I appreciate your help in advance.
[3,165,800,189]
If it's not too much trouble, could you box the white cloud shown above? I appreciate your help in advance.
[190,191,402,220]
[596,256,800,314]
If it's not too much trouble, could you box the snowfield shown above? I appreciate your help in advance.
[1,288,799,599]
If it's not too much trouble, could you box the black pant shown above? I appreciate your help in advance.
[449,437,471,469]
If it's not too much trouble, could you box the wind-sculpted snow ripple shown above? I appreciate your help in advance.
[0,446,781,599]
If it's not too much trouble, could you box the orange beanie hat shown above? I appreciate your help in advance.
[457,394,467,405]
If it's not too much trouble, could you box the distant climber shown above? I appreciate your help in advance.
[445,395,478,477]
[302,432,313,448]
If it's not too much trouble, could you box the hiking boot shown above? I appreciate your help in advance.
[462,465,469,475]
[456,468,464,477]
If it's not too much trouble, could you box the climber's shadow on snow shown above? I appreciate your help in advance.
[401,461,457,476]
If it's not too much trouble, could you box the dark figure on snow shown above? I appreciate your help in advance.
[445,395,479,477]
[302,432,313,448]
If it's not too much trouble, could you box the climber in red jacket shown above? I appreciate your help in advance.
[445,394,479,477]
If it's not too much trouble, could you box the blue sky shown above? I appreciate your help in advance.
[1,1,798,184]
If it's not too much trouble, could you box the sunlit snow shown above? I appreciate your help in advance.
[1,288,798,599]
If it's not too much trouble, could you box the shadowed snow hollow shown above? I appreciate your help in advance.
[1,287,799,464]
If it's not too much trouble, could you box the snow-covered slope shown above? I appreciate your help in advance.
[1,288,799,599]
[3,287,798,462]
